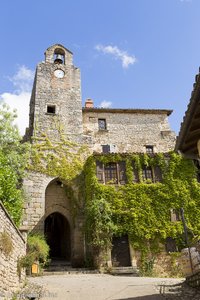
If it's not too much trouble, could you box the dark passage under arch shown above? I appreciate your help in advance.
[44,212,71,260]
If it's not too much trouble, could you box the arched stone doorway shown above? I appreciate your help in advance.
[44,212,71,260]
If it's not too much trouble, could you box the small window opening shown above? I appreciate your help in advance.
[98,119,107,130]
[102,145,110,153]
[146,145,154,154]
[47,105,56,114]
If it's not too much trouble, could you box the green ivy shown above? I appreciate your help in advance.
[27,128,89,182]
[84,152,200,256]
[27,128,200,263]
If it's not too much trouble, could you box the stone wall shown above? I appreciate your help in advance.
[22,171,54,232]
[83,109,176,153]
[22,171,85,267]
[26,44,83,144]
[0,202,26,297]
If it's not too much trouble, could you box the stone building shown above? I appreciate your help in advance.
[23,44,176,268]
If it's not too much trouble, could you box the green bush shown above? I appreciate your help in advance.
[27,234,49,264]
[18,234,49,275]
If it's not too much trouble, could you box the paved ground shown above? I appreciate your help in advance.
[21,274,200,300]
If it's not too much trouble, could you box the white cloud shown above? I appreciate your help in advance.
[8,65,34,93]
[98,100,112,108]
[0,66,34,136]
[0,92,31,136]
[95,44,136,69]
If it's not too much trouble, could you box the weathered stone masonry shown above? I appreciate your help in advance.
[0,202,26,297]
[22,44,176,268]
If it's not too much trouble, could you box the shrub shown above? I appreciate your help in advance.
[18,234,49,275]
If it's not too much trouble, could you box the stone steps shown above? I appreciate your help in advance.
[43,260,139,276]
[110,266,139,276]
[43,269,99,275]
[43,260,99,275]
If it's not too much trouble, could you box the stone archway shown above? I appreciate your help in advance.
[44,212,71,260]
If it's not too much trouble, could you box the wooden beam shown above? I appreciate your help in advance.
[182,142,198,154]
[189,119,200,132]
[184,129,200,145]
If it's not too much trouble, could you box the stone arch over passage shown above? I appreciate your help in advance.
[44,212,71,260]
[44,178,72,260]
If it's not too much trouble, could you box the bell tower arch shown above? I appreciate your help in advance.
[25,44,83,143]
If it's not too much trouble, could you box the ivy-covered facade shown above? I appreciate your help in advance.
[83,152,200,269]
[22,44,200,274]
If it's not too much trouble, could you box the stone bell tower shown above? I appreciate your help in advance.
[25,44,83,142]
[22,45,85,267]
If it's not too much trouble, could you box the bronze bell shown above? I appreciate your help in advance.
[54,54,63,64]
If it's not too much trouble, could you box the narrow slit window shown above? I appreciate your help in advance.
[47,105,56,114]
[98,119,107,130]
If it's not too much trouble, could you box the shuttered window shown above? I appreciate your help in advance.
[132,163,139,183]
[96,161,104,183]
[118,161,127,184]
[154,166,162,182]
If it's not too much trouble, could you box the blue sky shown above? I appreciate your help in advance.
[0,0,199,135]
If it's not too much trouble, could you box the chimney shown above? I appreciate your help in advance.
[85,98,94,108]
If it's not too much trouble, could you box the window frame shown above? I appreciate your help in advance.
[46,104,56,115]
[142,166,154,182]
[96,161,127,185]
[98,118,107,131]
[145,145,154,154]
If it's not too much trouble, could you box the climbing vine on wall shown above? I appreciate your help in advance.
[27,121,89,182]
[84,152,200,256]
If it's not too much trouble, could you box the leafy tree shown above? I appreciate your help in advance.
[0,103,28,226]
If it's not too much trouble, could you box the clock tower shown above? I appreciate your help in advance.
[23,45,86,267]
[25,44,83,142]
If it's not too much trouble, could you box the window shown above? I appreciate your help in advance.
[142,166,153,181]
[132,163,139,183]
[118,161,127,184]
[96,161,127,184]
[96,160,162,185]
[102,145,110,153]
[154,166,162,182]
[47,105,56,114]
[105,163,117,183]
[96,161,104,183]
[146,145,154,154]
[98,119,107,130]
